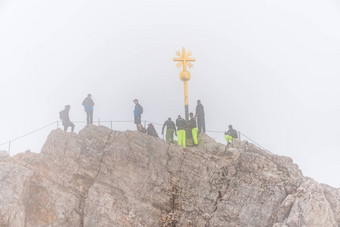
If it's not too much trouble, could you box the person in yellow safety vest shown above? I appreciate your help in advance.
[188,112,198,145]
[176,115,187,148]
[224,125,238,144]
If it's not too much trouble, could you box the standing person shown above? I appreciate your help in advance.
[59,105,75,132]
[224,125,238,144]
[133,99,143,132]
[162,117,177,143]
[82,94,94,125]
[188,112,198,145]
[176,115,187,148]
[146,123,159,138]
[196,100,205,134]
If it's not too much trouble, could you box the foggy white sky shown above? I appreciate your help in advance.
[1,0,340,187]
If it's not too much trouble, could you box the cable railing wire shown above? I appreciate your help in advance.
[1,119,271,156]
[239,132,270,152]
[0,121,57,147]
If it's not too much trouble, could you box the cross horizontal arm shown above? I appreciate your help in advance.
[173,58,196,61]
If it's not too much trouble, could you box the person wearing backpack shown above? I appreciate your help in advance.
[133,99,143,132]
[224,125,238,144]
[59,105,75,132]
[82,94,94,125]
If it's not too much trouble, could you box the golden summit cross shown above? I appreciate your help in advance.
[173,47,196,77]
[173,48,196,121]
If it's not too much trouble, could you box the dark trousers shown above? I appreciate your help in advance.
[63,121,75,132]
[86,110,93,125]
[197,117,205,133]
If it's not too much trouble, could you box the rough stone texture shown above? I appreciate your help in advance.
[0,125,339,226]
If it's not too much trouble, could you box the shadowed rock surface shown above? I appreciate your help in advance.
[0,125,339,226]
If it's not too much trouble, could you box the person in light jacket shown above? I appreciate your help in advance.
[82,94,94,125]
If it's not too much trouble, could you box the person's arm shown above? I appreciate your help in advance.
[137,104,142,115]
[173,122,177,135]
[189,119,195,129]
[133,106,137,115]
[162,122,166,134]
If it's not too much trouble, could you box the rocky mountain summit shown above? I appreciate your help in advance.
[0,125,339,227]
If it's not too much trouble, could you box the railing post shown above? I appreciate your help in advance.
[57,120,59,129]
[238,131,241,140]
[110,121,113,130]
[8,141,11,156]
[98,118,101,126]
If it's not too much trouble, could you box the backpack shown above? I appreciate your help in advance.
[231,129,238,138]
[59,110,63,120]
[59,110,67,120]
[139,105,143,114]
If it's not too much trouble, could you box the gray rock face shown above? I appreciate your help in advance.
[0,125,339,226]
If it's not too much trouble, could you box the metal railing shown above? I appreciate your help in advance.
[0,119,271,155]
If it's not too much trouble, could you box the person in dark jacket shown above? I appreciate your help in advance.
[146,123,159,138]
[224,125,238,143]
[82,94,94,125]
[195,100,205,134]
[59,105,75,132]
[162,117,177,143]
[176,115,187,148]
[133,99,143,132]
[188,112,198,145]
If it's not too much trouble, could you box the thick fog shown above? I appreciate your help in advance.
[0,0,340,187]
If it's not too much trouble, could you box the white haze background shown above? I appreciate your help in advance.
[0,0,340,187]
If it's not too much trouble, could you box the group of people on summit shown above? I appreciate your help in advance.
[135,99,205,148]
[59,96,238,147]
[161,113,198,148]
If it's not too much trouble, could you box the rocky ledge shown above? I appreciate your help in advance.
[0,125,339,226]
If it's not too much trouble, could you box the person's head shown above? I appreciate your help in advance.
[168,117,171,121]
[228,125,233,129]
[65,105,70,109]
[178,115,182,119]
[87,94,92,98]
[133,98,138,104]
[189,112,194,118]
[197,100,201,104]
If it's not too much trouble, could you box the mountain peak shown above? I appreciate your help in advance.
[0,125,339,226]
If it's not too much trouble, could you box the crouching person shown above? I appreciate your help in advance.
[146,123,159,138]
[224,125,238,144]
